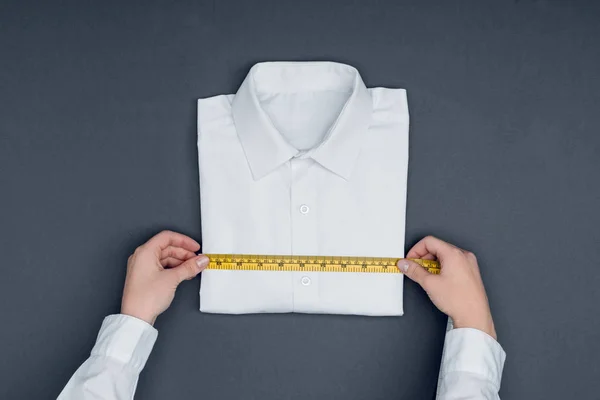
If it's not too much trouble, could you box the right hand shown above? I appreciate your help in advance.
[397,236,497,339]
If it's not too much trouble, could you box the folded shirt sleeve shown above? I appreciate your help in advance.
[57,314,158,400]
[437,327,506,400]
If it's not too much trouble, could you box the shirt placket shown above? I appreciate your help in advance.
[290,157,319,312]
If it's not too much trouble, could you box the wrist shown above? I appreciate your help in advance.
[121,305,157,326]
[453,314,497,340]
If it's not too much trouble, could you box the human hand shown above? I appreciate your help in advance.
[121,230,209,325]
[397,236,497,339]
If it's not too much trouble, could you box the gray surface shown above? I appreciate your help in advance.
[1,1,599,399]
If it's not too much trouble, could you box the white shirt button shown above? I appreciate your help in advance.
[301,276,311,286]
[299,204,310,214]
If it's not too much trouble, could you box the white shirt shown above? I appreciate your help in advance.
[198,61,409,315]
[58,314,506,399]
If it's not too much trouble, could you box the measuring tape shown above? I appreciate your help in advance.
[205,254,440,274]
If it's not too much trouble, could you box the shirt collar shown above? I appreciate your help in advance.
[232,62,372,180]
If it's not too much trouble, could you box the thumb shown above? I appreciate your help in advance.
[397,259,433,289]
[169,255,210,284]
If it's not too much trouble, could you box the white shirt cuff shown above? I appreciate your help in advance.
[90,314,158,374]
[440,328,506,389]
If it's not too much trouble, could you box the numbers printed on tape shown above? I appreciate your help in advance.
[205,254,441,274]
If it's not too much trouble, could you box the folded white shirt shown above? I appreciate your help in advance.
[197,61,409,315]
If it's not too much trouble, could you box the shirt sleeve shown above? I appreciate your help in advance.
[436,327,506,400]
[57,314,158,400]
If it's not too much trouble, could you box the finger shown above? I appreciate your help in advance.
[397,259,435,289]
[168,255,210,284]
[145,230,201,254]
[406,236,454,262]
[161,257,190,268]
[161,246,196,261]
[416,253,436,261]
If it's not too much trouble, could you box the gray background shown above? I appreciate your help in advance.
[1,0,599,399]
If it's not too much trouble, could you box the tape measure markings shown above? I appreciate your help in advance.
[205,254,440,274]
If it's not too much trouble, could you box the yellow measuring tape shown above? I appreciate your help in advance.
[205,254,440,274]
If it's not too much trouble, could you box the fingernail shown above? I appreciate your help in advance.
[397,260,409,273]
[196,255,209,269]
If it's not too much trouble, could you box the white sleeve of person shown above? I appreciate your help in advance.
[57,314,157,400]
[437,327,506,400]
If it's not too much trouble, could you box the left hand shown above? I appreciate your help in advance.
[121,230,209,325]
